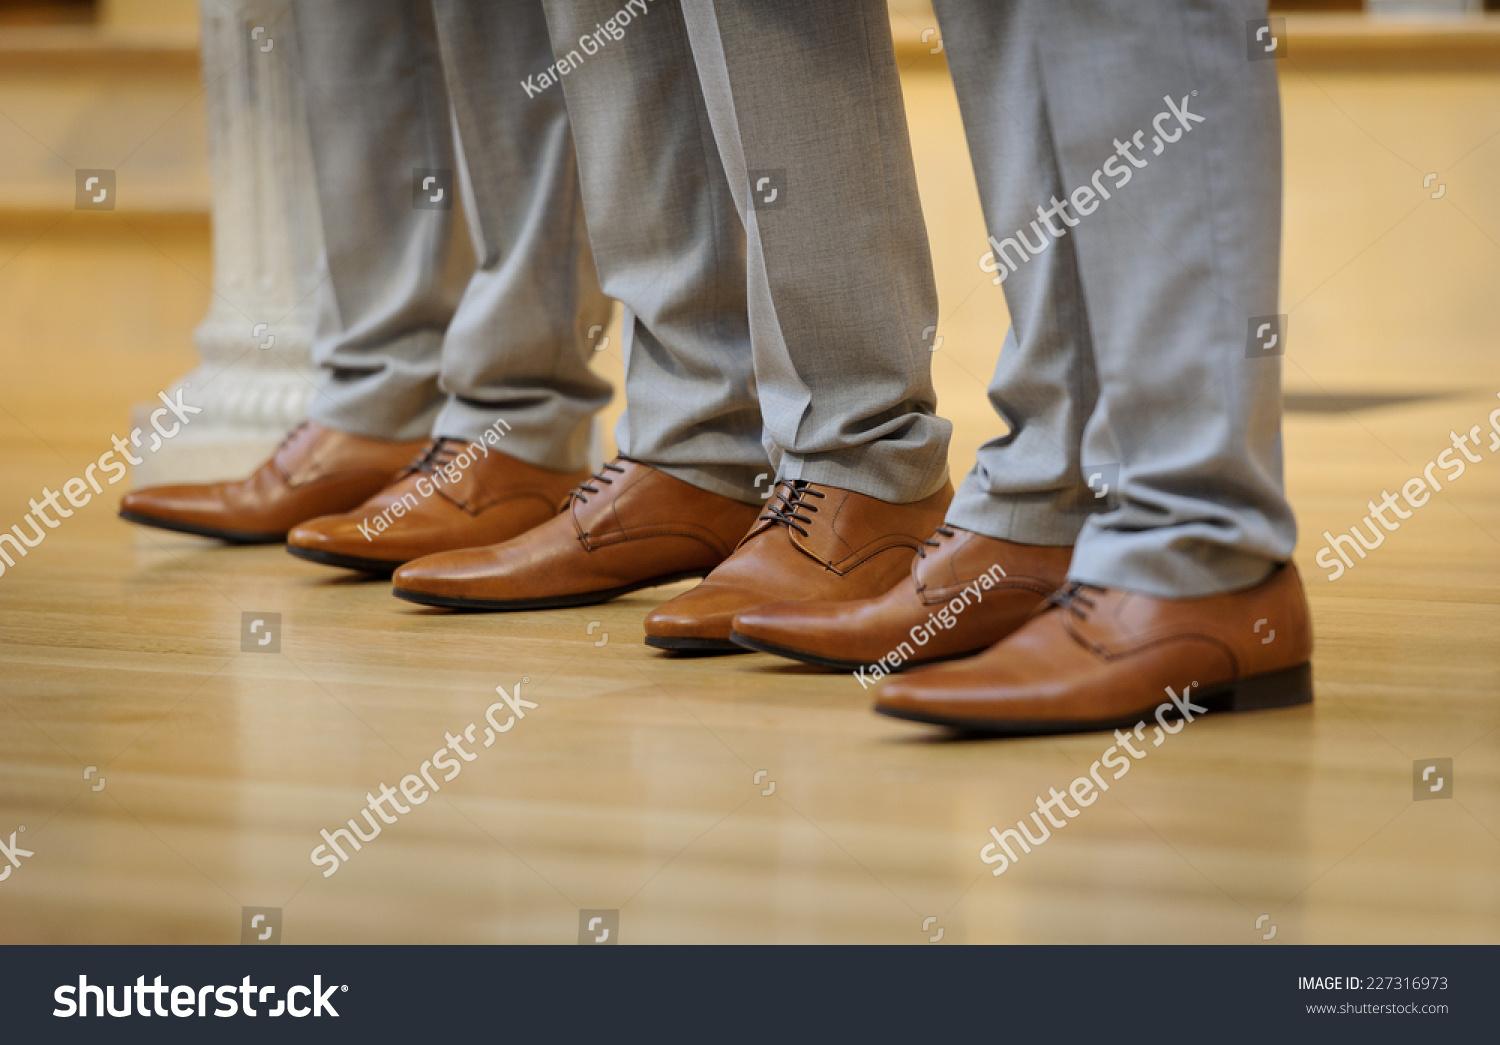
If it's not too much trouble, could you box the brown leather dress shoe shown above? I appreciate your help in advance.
[285,439,587,574]
[118,421,425,544]
[643,478,953,653]
[729,526,1071,672]
[874,563,1313,734]
[390,458,762,610]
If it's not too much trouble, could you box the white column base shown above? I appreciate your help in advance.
[132,0,323,487]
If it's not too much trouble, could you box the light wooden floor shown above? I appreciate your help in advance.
[1,63,1498,944]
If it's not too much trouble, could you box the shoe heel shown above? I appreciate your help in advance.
[1224,662,1313,713]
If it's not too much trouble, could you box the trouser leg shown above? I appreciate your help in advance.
[540,0,767,502]
[680,0,952,502]
[293,0,460,441]
[428,0,613,469]
[933,0,1101,546]
[937,0,1292,595]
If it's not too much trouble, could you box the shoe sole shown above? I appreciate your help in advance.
[286,544,405,576]
[728,630,977,672]
[643,635,748,654]
[118,510,285,545]
[875,661,1314,736]
[391,569,709,612]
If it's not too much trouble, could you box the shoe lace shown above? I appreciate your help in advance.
[402,436,469,478]
[274,420,310,451]
[759,480,826,538]
[1047,580,1107,619]
[568,459,627,505]
[917,524,957,559]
